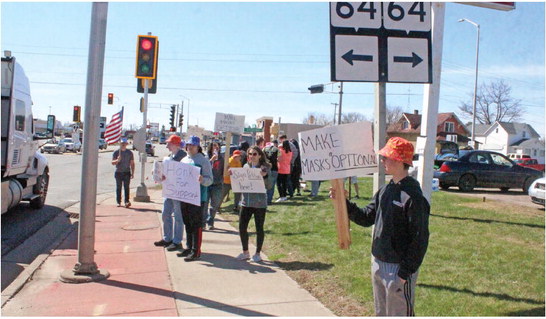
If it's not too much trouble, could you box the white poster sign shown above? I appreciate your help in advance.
[162,160,201,206]
[214,112,245,134]
[230,167,266,193]
[298,121,377,181]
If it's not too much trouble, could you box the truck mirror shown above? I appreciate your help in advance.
[46,115,55,138]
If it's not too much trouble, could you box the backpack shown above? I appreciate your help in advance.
[263,145,278,171]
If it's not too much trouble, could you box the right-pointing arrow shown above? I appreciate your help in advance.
[393,52,423,68]
[342,49,373,66]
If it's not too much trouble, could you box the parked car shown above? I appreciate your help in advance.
[145,142,155,157]
[513,158,545,172]
[61,138,81,152]
[528,177,545,206]
[98,139,107,150]
[434,150,544,193]
[40,139,66,154]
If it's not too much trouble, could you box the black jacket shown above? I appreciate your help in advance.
[346,176,430,280]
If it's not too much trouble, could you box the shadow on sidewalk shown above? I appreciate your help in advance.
[99,279,273,316]
[198,252,277,274]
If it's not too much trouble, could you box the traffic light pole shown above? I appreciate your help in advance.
[134,77,150,202]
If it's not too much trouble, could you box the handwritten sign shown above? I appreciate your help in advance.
[162,160,201,206]
[214,112,245,134]
[230,167,266,193]
[298,121,377,181]
[152,160,163,183]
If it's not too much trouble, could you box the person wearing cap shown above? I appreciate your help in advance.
[204,142,224,230]
[221,149,243,212]
[111,137,135,208]
[154,134,187,252]
[177,136,213,262]
[330,137,430,316]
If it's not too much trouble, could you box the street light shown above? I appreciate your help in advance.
[458,18,480,150]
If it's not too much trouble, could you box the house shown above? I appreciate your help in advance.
[387,110,470,152]
[474,122,545,164]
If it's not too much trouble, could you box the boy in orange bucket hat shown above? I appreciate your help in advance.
[330,136,430,316]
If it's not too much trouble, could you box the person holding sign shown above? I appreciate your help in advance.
[221,150,243,212]
[111,138,135,208]
[236,146,271,262]
[154,135,187,251]
[177,136,213,262]
[329,137,430,316]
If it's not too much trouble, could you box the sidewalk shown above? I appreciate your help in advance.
[1,189,334,317]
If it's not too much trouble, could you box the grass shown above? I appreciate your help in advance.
[220,177,545,316]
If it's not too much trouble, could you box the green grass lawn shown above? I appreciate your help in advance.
[222,177,545,316]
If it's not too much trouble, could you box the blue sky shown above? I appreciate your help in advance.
[1,2,544,137]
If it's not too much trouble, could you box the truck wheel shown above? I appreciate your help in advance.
[30,169,49,209]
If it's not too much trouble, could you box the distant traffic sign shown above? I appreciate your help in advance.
[330,2,432,83]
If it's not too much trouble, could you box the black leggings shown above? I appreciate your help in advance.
[181,202,204,255]
[239,207,266,253]
[115,171,131,204]
[277,173,292,197]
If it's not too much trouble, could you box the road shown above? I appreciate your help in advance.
[1,143,169,290]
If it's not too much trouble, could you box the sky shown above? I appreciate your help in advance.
[1,1,544,138]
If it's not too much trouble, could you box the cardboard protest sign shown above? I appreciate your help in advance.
[230,167,266,193]
[298,121,377,181]
[152,160,163,183]
[214,112,245,134]
[162,159,201,206]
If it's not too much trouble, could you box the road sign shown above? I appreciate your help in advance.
[330,2,432,83]
[244,127,263,133]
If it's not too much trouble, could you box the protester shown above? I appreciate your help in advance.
[111,137,135,208]
[329,137,430,316]
[177,136,213,262]
[154,135,187,251]
[345,176,360,199]
[278,135,298,197]
[263,140,280,205]
[256,136,265,149]
[289,138,302,196]
[310,180,321,197]
[236,145,271,262]
[204,142,224,230]
[238,140,250,166]
[221,150,243,212]
[275,140,292,202]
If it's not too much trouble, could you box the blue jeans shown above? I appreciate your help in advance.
[203,183,223,227]
[162,198,184,244]
[266,171,278,204]
[311,180,321,196]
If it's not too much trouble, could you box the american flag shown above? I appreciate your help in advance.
[104,108,124,144]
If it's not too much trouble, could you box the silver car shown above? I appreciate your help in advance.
[528,177,545,206]
[41,139,66,154]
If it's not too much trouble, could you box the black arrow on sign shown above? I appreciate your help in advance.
[393,52,423,68]
[342,50,373,66]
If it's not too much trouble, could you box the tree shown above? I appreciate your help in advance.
[458,80,524,125]
[301,112,333,126]
[386,105,404,128]
[340,112,367,124]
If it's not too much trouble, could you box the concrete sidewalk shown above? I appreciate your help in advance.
[1,190,334,316]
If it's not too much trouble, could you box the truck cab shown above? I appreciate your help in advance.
[1,52,51,214]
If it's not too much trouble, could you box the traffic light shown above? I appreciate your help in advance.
[73,106,81,122]
[108,93,114,104]
[135,35,159,79]
[179,114,184,127]
[169,105,176,127]
[308,84,324,94]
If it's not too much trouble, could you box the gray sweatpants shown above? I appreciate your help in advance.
[371,256,419,316]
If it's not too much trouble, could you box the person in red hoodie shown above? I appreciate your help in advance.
[275,140,292,202]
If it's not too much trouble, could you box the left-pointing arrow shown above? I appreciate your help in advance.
[393,52,423,68]
[342,49,373,66]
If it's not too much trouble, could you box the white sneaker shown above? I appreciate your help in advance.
[237,252,250,260]
[275,197,287,203]
[252,253,262,262]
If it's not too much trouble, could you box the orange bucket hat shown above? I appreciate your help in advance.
[378,137,415,166]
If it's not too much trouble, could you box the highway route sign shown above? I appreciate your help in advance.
[330,2,432,83]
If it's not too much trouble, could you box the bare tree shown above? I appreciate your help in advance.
[301,112,333,126]
[386,105,405,127]
[340,112,367,124]
[458,80,524,125]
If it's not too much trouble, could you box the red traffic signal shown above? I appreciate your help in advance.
[73,106,81,122]
[108,93,114,104]
[135,35,159,79]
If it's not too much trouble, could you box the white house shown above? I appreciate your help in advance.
[474,122,545,164]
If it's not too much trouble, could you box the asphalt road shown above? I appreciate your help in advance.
[1,143,168,258]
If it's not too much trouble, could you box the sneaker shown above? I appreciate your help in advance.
[237,252,250,260]
[355,195,360,199]
[117,203,123,207]
[154,239,172,247]
[177,249,192,257]
[252,253,262,262]
[208,225,215,231]
[166,243,182,251]
[274,197,286,203]
[184,252,201,262]
[125,201,131,208]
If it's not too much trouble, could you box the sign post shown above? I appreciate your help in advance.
[214,112,245,180]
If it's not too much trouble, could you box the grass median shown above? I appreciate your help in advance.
[220,177,545,316]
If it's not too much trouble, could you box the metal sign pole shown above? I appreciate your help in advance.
[373,82,387,194]
[135,77,150,202]
[61,2,110,283]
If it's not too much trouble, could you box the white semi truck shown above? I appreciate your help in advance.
[1,51,53,214]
